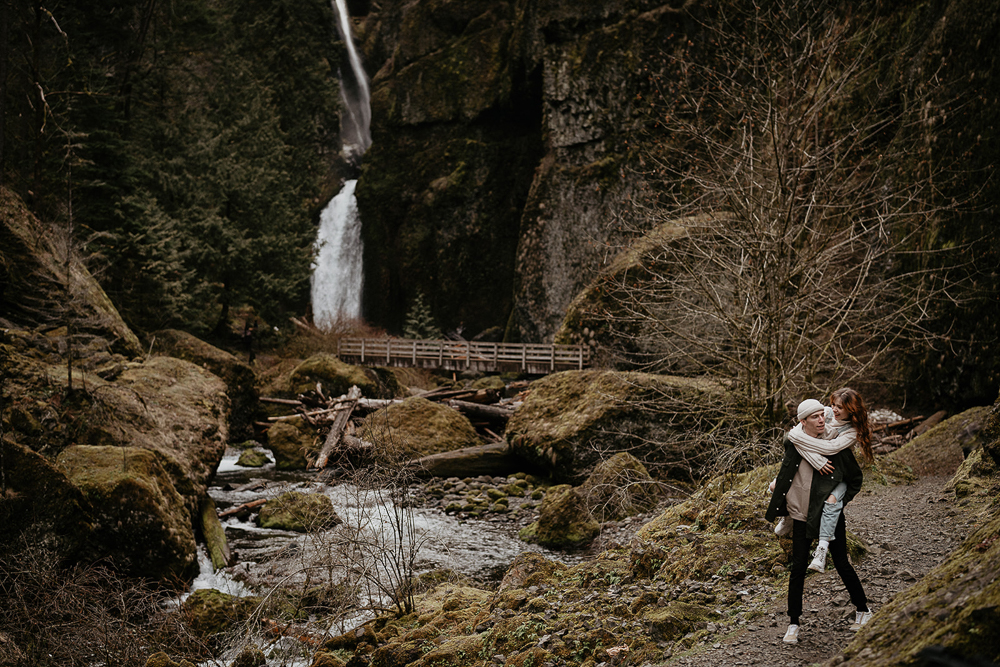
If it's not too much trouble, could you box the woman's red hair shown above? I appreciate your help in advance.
[831,387,874,465]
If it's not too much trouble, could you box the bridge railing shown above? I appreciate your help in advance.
[336,337,589,374]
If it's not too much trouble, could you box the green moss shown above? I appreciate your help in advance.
[360,397,480,459]
[258,491,341,533]
[181,588,261,638]
[839,498,1000,666]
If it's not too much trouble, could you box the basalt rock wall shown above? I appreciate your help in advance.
[350,0,1000,408]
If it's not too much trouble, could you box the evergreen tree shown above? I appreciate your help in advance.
[403,291,441,340]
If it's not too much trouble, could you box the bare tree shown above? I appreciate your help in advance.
[595,0,969,429]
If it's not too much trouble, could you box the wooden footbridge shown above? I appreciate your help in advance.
[336,337,590,375]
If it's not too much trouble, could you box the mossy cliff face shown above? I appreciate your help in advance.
[354,0,678,341]
[350,0,1000,408]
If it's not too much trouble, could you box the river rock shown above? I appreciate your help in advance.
[181,588,261,639]
[265,418,313,469]
[518,484,599,549]
[258,491,342,533]
[506,369,730,482]
[360,396,481,460]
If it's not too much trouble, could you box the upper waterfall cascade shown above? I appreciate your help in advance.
[311,0,371,328]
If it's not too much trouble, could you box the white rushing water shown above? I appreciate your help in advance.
[311,0,372,329]
[312,180,364,326]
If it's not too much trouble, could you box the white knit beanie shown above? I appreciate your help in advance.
[797,399,825,421]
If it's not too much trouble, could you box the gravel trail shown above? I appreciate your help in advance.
[662,475,980,667]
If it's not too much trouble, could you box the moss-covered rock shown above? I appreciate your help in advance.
[359,396,480,459]
[579,452,661,521]
[236,448,270,468]
[151,329,259,441]
[258,491,342,533]
[180,588,261,639]
[519,484,600,549]
[265,418,315,470]
[56,445,199,582]
[0,188,142,357]
[506,370,731,482]
[286,353,400,399]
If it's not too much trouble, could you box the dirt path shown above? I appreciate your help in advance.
[661,475,981,667]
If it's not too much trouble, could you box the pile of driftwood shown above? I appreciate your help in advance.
[257,383,524,470]
[871,410,947,454]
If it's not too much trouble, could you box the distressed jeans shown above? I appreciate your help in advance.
[819,481,848,543]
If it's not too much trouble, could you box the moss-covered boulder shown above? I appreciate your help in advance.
[506,370,730,482]
[151,329,259,441]
[580,452,661,521]
[359,397,480,459]
[519,484,599,549]
[236,448,270,468]
[265,418,314,470]
[180,588,261,639]
[0,439,95,564]
[554,217,690,355]
[258,491,341,533]
[0,188,142,357]
[286,353,401,399]
[56,445,198,582]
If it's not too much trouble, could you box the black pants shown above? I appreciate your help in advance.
[788,513,868,623]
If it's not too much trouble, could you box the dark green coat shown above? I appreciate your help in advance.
[764,434,863,539]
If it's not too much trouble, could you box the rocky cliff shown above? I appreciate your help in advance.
[348,0,999,408]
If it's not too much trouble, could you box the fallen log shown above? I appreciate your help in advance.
[447,399,514,423]
[199,496,232,571]
[260,397,303,406]
[872,415,924,432]
[908,410,948,440]
[405,441,518,478]
[217,498,267,519]
[314,386,363,469]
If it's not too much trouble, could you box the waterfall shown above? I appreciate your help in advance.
[311,0,371,328]
[312,180,363,326]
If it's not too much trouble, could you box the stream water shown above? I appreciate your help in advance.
[201,450,585,612]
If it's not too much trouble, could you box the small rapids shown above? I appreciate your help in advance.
[198,449,585,608]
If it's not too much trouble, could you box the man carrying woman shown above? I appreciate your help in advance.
[765,394,874,644]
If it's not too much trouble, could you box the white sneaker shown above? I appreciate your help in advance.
[775,517,792,537]
[849,610,873,631]
[807,544,828,572]
[782,624,800,644]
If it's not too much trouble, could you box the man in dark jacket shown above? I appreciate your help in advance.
[765,399,871,644]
